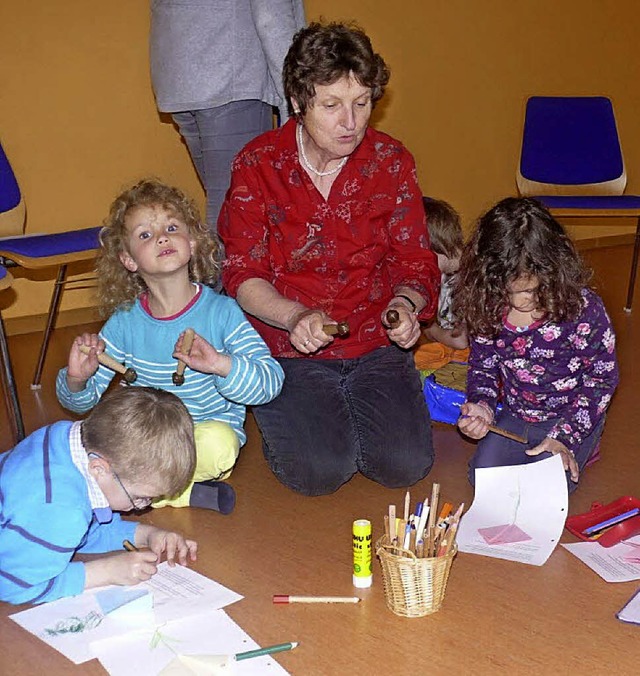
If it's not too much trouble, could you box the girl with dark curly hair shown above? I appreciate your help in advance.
[454,197,618,491]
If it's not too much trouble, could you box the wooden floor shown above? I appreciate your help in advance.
[1,244,639,675]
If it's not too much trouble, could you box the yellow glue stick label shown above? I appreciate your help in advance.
[352,519,372,588]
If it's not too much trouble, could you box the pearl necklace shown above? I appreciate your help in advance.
[297,124,347,177]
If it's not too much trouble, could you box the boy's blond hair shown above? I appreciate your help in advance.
[81,387,196,498]
[97,178,220,316]
[423,197,463,259]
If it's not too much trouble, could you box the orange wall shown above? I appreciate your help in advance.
[2,0,639,319]
[0,1,203,320]
[305,0,640,222]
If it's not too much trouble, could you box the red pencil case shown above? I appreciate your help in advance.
[565,496,640,547]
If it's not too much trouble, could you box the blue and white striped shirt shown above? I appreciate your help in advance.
[56,286,284,445]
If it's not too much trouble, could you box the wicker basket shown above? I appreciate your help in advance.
[376,536,457,617]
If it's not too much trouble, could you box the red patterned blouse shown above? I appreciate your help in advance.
[219,119,440,359]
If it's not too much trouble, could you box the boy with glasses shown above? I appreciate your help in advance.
[0,387,198,604]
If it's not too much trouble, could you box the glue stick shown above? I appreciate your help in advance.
[352,519,372,588]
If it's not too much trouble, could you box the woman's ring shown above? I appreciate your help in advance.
[303,339,310,347]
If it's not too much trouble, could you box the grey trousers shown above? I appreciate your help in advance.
[172,100,274,233]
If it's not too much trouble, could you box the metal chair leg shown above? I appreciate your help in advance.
[624,217,640,313]
[0,310,25,441]
[31,264,67,389]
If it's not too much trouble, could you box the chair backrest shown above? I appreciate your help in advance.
[0,140,26,238]
[517,96,626,197]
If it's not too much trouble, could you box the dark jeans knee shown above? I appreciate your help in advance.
[260,438,356,496]
[361,448,434,488]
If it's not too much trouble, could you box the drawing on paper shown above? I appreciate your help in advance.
[150,626,183,653]
[43,610,104,636]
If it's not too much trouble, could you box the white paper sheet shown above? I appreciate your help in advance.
[10,563,243,664]
[91,609,292,676]
[456,454,568,566]
[562,535,640,582]
[617,587,640,625]
[143,562,243,624]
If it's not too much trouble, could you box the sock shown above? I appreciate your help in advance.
[189,480,236,514]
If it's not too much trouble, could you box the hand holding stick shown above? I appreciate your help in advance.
[172,328,195,386]
[385,309,400,328]
[460,412,528,444]
[322,321,350,337]
[78,344,137,383]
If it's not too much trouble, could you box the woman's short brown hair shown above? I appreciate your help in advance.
[283,21,390,118]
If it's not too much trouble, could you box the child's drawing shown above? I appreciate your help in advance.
[43,610,103,636]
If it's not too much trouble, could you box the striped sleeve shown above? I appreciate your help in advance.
[214,303,284,405]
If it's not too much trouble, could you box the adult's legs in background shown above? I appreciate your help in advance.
[172,100,274,232]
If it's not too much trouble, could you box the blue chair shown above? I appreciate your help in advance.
[0,265,25,441]
[0,140,100,388]
[517,96,640,312]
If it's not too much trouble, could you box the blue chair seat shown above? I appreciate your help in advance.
[535,195,640,211]
[0,138,102,390]
[517,96,640,311]
[0,226,100,267]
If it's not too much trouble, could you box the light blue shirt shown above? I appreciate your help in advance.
[56,286,284,446]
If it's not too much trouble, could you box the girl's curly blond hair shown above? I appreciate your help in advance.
[97,179,220,316]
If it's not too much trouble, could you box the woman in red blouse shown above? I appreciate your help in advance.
[219,22,440,496]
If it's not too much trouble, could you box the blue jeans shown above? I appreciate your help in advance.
[468,410,606,493]
[252,346,435,496]
[172,100,274,232]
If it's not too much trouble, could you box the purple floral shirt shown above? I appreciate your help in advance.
[466,288,619,453]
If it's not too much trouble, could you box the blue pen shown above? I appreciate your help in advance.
[414,501,423,524]
[402,521,412,549]
[583,508,640,536]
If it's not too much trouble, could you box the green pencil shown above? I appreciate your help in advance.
[235,642,299,661]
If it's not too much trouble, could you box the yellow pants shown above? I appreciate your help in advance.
[153,420,240,508]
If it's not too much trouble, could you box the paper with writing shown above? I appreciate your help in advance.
[10,562,242,664]
[457,454,568,566]
[562,534,640,582]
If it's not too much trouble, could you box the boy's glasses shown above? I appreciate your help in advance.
[111,467,153,511]
[89,452,153,510]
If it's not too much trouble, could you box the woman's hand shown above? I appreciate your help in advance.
[382,303,421,349]
[457,402,492,439]
[288,308,334,354]
[66,333,104,391]
[526,438,579,483]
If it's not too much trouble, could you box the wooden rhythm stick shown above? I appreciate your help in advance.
[461,414,528,444]
[78,344,137,383]
[172,328,195,386]
[385,309,400,328]
[322,321,350,337]
[487,424,528,444]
